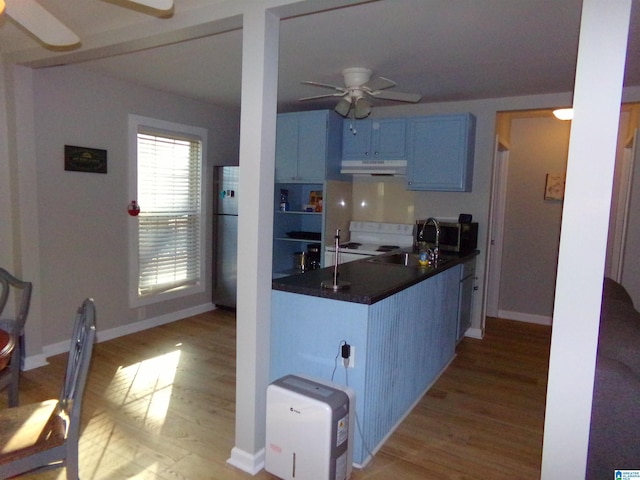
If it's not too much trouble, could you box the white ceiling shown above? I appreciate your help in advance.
[2,0,639,112]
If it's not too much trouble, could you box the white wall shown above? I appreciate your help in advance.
[499,116,570,320]
[28,65,240,348]
[0,62,15,271]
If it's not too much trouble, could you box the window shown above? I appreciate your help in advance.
[129,115,207,306]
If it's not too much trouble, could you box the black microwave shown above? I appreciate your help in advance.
[415,221,478,253]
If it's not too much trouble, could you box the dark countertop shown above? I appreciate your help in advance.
[272,249,479,305]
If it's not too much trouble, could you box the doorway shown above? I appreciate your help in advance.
[485,110,571,325]
[486,106,640,322]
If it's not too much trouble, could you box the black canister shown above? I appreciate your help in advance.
[306,244,321,270]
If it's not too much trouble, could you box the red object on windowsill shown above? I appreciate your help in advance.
[128,200,140,216]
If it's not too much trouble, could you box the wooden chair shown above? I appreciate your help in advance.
[0,268,33,407]
[0,298,96,480]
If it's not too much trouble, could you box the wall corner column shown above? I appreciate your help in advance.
[541,0,631,477]
[227,5,279,476]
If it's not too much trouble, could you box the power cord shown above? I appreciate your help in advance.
[343,360,375,465]
[331,340,375,467]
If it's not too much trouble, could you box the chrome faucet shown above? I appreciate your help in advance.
[419,217,441,262]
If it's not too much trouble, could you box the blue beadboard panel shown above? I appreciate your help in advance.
[271,291,370,463]
[270,265,460,465]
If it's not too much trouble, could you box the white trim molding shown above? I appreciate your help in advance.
[498,309,552,326]
[25,302,215,370]
[227,447,265,475]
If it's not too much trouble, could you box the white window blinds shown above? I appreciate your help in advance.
[137,130,203,297]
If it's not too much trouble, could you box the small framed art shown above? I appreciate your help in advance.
[544,173,565,201]
[64,145,107,174]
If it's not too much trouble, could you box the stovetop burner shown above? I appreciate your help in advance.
[326,222,415,256]
[340,242,362,249]
[376,245,400,252]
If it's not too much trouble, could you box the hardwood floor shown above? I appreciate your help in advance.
[2,311,550,479]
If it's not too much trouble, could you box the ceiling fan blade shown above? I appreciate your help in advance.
[301,81,347,93]
[127,0,174,12]
[364,76,396,91]
[299,92,346,101]
[6,0,79,47]
[368,90,422,103]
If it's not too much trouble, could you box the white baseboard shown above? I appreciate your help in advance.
[497,309,552,326]
[96,302,215,343]
[25,302,215,370]
[464,327,484,339]
[227,447,265,475]
[24,354,48,370]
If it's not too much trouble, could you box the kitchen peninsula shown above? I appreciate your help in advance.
[270,250,478,466]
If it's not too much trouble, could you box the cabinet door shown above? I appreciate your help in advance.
[371,118,406,159]
[342,118,406,160]
[275,114,300,181]
[297,111,328,182]
[342,119,372,159]
[407,114,476,191]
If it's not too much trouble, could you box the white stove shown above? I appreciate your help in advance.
[325,221,415,266]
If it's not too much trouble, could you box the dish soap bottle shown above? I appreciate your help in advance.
[418,248,429,266]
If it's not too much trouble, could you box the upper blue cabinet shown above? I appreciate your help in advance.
[275,110,343,183]
[342,118,406,160]
[406,114,476,192]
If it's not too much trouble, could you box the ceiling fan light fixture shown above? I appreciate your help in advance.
[354,97,372,119]
[334,96,352,117]
[0,1,5,15]
[300,66,421,118]
[553,108,573,120]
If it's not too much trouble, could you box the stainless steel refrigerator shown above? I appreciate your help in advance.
[212,166,239,308]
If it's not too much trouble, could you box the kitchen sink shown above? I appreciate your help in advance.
[367,252,456,268]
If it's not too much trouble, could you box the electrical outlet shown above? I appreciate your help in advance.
[348,346,355,368]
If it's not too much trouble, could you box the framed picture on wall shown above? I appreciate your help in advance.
[544,173,565,201]
[64,145,107,173]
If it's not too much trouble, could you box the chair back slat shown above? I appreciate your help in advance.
[0,268,33,336]
[60,299,96,427]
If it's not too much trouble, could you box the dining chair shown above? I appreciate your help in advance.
[0,268,33,407]
[0,298,96,480]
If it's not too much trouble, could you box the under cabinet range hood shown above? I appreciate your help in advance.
[340,159,407,176]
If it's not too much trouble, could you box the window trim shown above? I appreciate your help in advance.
[128,114,208,307]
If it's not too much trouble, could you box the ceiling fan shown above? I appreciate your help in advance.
[0,0,173,48]
[300,67,422,119]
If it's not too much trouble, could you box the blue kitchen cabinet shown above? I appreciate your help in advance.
[273,110,343,276]
[272,182,324,277]
[406,113,476,192]
[342,118,406,160]
[275,110,343,183]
